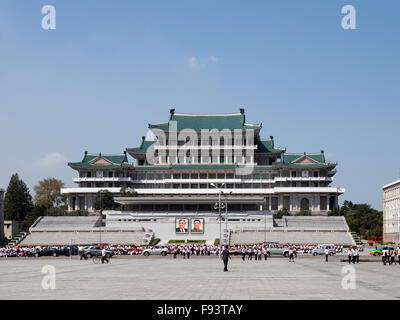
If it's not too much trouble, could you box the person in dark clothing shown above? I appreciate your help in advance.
[248,247,253,260]
[221,246,231,272]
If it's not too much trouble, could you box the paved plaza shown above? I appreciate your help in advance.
[0,255,399,300]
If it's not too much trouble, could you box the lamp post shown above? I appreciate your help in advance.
[222,191,232,244]
[211,183,225,249]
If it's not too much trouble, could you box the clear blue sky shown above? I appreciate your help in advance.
[0,0,399,210]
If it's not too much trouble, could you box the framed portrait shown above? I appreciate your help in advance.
[175,218,189,234]
[190,218,204,234]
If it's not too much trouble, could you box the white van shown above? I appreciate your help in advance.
[312,244,336,256]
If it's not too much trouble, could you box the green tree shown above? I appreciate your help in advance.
[4,173,33,221]
[34,178,65,207]
[93,190,117,212]
[120,186,138,197]
[19,204,46,232]
[328,200,382,239]
[295,210,311,216]
[273,207,290,219]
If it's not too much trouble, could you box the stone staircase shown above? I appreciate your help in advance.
[8,232,29,246]
[350,232,362,245]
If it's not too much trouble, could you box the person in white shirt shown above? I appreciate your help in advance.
[397,245,400,266]
[101,247,109,264]
[351,248,356,264]
[325,248,329,262]
[382,248,387,265]
[348,247,353,264]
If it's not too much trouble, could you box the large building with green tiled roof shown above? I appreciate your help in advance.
[61,109,345,244]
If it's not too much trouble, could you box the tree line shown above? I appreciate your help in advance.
[274,200,383,239]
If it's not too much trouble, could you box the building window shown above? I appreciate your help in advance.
[320,196,327,210]
[271,197,278,210]
[291,171,297,178]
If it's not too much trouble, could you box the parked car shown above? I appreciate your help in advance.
[34,247,60,257]
[369,246,398,256]
[312,244,336,256]
[263,243,289,257]
[58,245,80,256]
[84,246,114,258]
[142,246,169,256]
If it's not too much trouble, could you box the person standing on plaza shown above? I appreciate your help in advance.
[325,248,329,262]
[348,247,352,264]
[263,246,268,261]
[79,245,86,260]
[397,245,400,266]
[221,245,231,272]
[248,246,253,260]
[101,247,109,264]
[382,247,387,265]
[391,249,395,265]
[289,247,294,262]
[355,247,359,264]
[258,247,262,261]
[351,247,356,264]
[254,247,258,261]
[241,246,246,261]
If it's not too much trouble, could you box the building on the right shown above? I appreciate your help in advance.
[383,179,400,243]
[0,188,4,245]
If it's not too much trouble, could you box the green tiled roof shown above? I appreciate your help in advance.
[149,111,261,132]
[255,139,285,154]
[126,140,156,155]
[276,152,337,169]
[68,152,132,170]
[282,153,325,164]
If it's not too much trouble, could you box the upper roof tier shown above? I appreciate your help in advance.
[68,152,133,170]
[275,152,337,169]
[148,109,261,132]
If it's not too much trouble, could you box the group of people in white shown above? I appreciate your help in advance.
[380,247,400,265]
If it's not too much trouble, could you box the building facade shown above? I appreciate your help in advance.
[4,220,19,241]
[0,188,4,245]
[383,179,400,243]
[61,109,344,215]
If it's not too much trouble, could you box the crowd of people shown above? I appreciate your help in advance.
[380,247,400,266]
[0,243,345,258]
